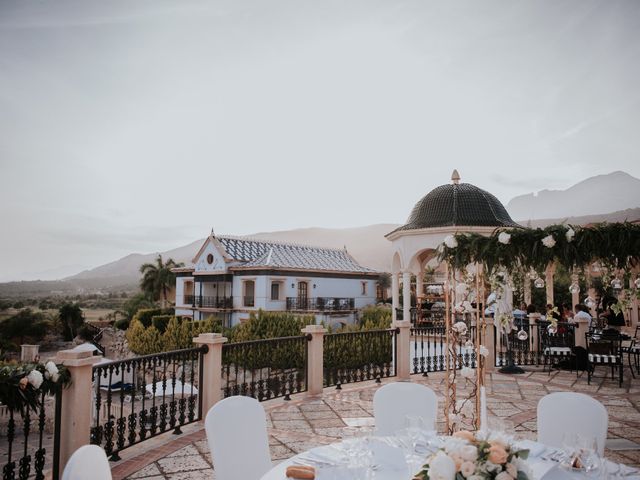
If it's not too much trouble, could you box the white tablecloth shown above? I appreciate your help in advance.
[260,437,640,480]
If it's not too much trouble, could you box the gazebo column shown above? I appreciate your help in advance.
[545,264,555,305]
[402,271,411,324]
[571,273,580,308]
[416,269,424,302]
[523,277,532,306]
[392,272,399,322]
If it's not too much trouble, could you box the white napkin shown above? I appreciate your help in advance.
[369,440,407,471]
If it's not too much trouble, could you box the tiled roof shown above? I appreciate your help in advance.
[390,182,520,234]
[217,237,376,273]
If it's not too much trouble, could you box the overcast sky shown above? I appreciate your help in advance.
[1,0,639,281]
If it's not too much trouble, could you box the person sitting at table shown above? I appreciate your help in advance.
[600,296,625,331]
[573,304,592,328]
[562,303,574,322]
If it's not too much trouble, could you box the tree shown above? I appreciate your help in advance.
[139,255,183,307]
[0,309,49,348]
[377,273,391,301]
[58,303,85,341]
[121,293,155,321]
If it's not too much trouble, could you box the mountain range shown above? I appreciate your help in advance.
[1,171,639,296]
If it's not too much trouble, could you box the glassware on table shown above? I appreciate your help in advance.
[341,427,372,469]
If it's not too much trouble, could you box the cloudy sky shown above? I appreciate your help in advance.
[1,0,639,281]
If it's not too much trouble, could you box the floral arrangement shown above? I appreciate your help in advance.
[414,430,531,480]
[0,361,71,413]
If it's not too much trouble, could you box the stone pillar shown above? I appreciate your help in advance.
[193,333,227,415]
[524,278,532,306]
[545,264,555,306]
[55,349,102,474]
[573,318,589,349]
[302,325,327,396]
[21,344,40,362]
[484,316,496,370]
[392,273,399,322]
[416,270,424,302]
[402,271,411,325]
[392,320,411,380]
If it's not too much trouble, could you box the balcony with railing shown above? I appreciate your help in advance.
[286,297,355,312]
[183,295,233,309]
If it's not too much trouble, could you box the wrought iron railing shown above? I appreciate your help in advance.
[184,295,233,308]
[395,307,418,323]
[286,297,355,311]
[90,346,205,460]
[221,336,309,401]
[323,329,397,388]
[0,387,62,480]
[410,326,477,375]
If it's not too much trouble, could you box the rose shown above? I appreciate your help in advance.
[444,235,458,249]
[452,322,468,335]
[460,366,474,379]
[487,444,508,464]
[478,345,489,357]
[460,445,478,461]
[19,377,29,390]
[44,361,60,382]
[541,235,556,248]
[565,227,575,242]
[498,232,511,245]
[495,472,512,480]
[452,430,475,442]
[429,451,456,480]
[27,370,43,389]
[460,461,476,477]
[506,462,518,478]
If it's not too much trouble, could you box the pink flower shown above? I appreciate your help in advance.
[487,444,508,464]
[460,461,476,477]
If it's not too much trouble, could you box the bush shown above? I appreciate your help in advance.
[359,305,392,330]
[151,315,172,333]
[230,310,315,343]
[114,319,130,330]
[77,324,95,341]
[125,316,221,354]
[0,309,49,349]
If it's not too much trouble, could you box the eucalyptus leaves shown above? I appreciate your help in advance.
[439,223,640,274]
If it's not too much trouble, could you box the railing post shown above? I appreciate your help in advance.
[193,333,227,416]
[55,349,102,476]
[392,320,411,381]
[302,325,326,396]
[484,317,496,371]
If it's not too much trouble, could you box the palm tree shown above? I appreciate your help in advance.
[377,272,392,302]
[139,255,183,308]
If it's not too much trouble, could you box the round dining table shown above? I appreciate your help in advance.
[260,435,640,480]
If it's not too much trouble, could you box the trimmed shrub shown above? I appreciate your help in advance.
[114,319,130,330]
[151,315,172,333]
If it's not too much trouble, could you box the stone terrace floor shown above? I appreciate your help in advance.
[110,367,640,480]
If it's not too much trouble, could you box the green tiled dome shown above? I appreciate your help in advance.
[395,182,520,231]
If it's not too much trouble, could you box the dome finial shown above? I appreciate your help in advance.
[451,169,460,184]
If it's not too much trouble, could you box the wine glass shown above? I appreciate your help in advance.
[341,427,371,469]
[576,435,602,476]
[404,415,426,473]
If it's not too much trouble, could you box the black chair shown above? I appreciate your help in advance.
[622,325,639,378]
[538,321,576,375]
[586,332,624,387]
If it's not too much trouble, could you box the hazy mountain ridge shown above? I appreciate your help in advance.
[506,171,640,220]
[2,172,640,296]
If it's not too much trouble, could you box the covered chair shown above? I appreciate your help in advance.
[373,382,438,436]
[62,445,111,480]
[537,392,608,456]
[205,396,272,480]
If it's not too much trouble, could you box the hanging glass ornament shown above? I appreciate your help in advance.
[569,283,580,294]
[591,263,601,273]
[517,329,529,341]
[610,278,623,290]
[585,297,596,309]
[534,277,545,289]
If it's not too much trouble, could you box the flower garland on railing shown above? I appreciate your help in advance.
[440,223,640,274]
[0,361,71,413]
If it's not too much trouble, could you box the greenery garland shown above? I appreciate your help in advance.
[0,361,71,413]
[438,223,640,274]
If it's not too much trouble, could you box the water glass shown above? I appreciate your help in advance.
[341,427,372,468]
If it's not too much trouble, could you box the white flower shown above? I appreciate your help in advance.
[455,283,468,295]
[512,457,533,479]
[460,445,478,462]
[478,345,489,357]
[27,370,43,389]
[429,451,456,480]
[498,232,511,245]
[565,228,575,242]
[460,366,475,379]
[444,235,458,249]
[452,321,468,335]
[466,263,477,276]
[496,472,512,480]
[484,461,500,473]
[460,461,476,477]
[541,234,556,248]
[45,361,58,376]
[506,462,518,478]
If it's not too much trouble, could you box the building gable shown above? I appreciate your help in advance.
[193,237,228,273]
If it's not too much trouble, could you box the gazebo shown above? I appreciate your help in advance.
[385,170,520,324]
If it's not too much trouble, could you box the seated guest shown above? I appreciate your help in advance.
[562,303,574,322]
[600,296,625,331]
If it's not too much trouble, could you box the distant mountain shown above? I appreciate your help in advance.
[506,171,640,220]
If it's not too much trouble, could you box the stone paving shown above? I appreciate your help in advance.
[111,366,640,479]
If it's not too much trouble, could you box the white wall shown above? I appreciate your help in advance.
[193,239,227,273]
[175,276,193,307]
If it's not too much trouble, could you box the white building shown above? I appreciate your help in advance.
[174,234,379,326]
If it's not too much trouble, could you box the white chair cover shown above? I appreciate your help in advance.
[62,445,111,480]
[537,392,608,455]
[205,396,272,480]
[373,382,438,436]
